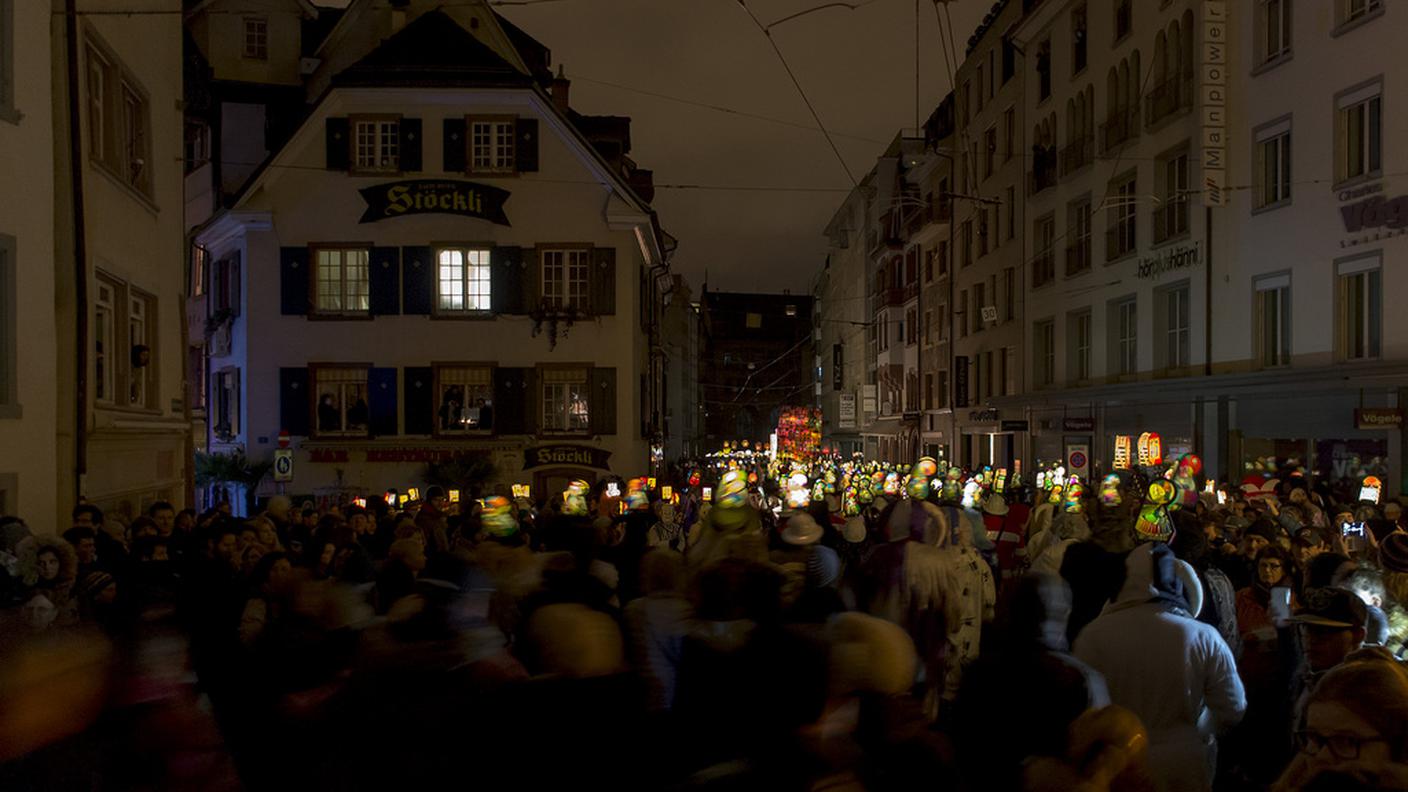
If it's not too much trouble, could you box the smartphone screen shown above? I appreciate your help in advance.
[1343,522,1366,537]
[1217,491,1227,505]
[1269,586,1292,624]
[702,487,712,502]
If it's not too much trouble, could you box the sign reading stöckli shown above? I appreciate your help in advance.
[359,180,511,225]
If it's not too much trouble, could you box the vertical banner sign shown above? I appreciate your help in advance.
[953,356,970,408]
[1201,1,1229,206]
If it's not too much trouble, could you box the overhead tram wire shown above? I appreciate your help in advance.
[734,0,858,187]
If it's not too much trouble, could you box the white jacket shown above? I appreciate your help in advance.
[1073,543,1246,792]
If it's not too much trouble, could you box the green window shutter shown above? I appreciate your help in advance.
[590,247,616,316]
[590,367,617,436]
[325,118,349,170]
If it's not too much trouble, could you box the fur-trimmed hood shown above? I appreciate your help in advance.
[17,536,78,589]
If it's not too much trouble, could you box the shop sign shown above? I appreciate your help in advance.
[1136,241,1202,280]
[1200,0,1228,206]
[1063,417,1095,432]
[968,408,1000,424]
[838,393,857,429]
[1066,444,1090,478]
[359,179,511,225]
[1338,184,1408,248]
[308,447,495,463]
[523,444,613,471]
[1355,408,1404,430]
[953,357,970,408]
[1001,420,1030,432]
[1113,435,1132,470]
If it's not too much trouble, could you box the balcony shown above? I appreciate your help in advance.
[1152,200,1189,243]
[1065,239,1091,276]
[883,287,906,307]
[1060,135,1093,175]
[1029,147,1057,195]
[1146,72,1194,127]
[1100,106,1140,152]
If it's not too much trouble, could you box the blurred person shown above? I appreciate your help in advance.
[129,516,160,543]
[1074,542,1246,792]
[149,501,176,537]
[18,536,80,629]
[1236,546,1299,688]
[1022,705,1156,792]
[1217,519,1280,589]
[374,538,425,614]
[76,570,122,634]
[0,515,33,606]
[413,486,451,555]
[1171,520,1241,658]
[623,549,694,713]
[63,525,101,581]
[238,552,294,647]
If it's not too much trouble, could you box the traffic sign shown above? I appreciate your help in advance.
[273,449,294,482]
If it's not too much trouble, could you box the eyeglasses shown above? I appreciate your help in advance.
[1295,730,1386,760]
[1259,561,1284,569]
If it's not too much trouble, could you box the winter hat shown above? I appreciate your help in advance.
[1380,532,1408,574]
[79,571,115,599]
[806,545,842,588]
[781,513,823,546]
[828,611,918,696]
[841,515,867,544]
[1294,586,1369,630]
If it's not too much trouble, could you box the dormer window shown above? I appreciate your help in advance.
[470,117,516,174]
[352,115,400,173]
[243,17,268,61]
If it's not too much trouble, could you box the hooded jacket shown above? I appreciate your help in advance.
[1073,543,1246,792]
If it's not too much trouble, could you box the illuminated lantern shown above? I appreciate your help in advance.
[1099,474,1122,506]
[717,471,749,509]
[689,470,702,487]
[1063,476,1085,513]
[1147,478,1177,506]
[1113,435,1132,470]
[480,496,518,537]
[962,479,981,509]
[994,468,1008,494]
[883,472,901,497]
[563,480,590,516]
[1179,453,1203,478]
[1137,432,1163,466]
[1135,504,1174,542]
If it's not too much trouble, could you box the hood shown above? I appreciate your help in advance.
[1105,542,1193,616]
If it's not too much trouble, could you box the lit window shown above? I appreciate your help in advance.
[315,367,369,436]
[314,248,370,314]
[470,118,515,174]
[243,17,268,60]
[541,248,589,311]
[542,368,590,432]
[437,366,493,433]
[436,248,492,312]
[353,118,399,172]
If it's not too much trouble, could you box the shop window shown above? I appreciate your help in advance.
[1154,150,1189,243]
[542,367,590,433]
[314,366,370,437]
[1112,297,1137,375]
[436,247,492,313]
[1254,273,1291,367]
[1256,0,1291,67]
[1254,118,1292,210]
[469,116,515,174]
[1335,80,1381,185]
[243,17,268,60]
[541,248,589,311]
[436,365,493,434]
[1034,320,1055,387]
[1337,254,1381,360]
[352,116,400,173]
[314,247,370,315]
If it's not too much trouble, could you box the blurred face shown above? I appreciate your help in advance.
[1296,542,1326,565]
[215,533,238,564]
[72,512,95,529]
[1299,625,1363,673]
[404,546,427,573]
[135,522,158,541]
[1257,556,1286,586]
[267,557,294,588]
[255,521,277,548]
[176,512,195,531]
[303,513,318,528]
[37,550,60,581]
[1301,701,1392,773]
[1386,503,1403,522]
[75,538,97,564]
[149,544,169,562]
[1243,534,1270,556]
[95,584,117,605]
[238,529,256,551]
[152,508,175,535]
[318,543,335,567]
[350,513,371,536]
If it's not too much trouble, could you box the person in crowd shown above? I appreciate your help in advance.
[149,501,176,538]
[1170,518,1241,658]
[1074,542,1246,792]
[18,535,80,629]
[239,552,294,647]
[413,486,451,556]
[374,537,426,614]
[623,549,694,713]
[1290,587,1369,728]
[646,500,685,553]
[1236,546,1299,689]
[64,525,102,581]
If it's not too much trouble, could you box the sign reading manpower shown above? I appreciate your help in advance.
[1200,1,1228,207]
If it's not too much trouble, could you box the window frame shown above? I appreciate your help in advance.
[538,245,592,312]
[467,114,517,176]
[1254,272,1292,368]
[93,272,159,413]
[1114,0,1133,43]
[1034,319,1056,387]
[1333,0,1384,37]
[85,34,154,200]
[1253,116,1293,212]
[1067,196,1093,276]
[1106,171,1138,262]
[0,233,15,417]
[1254,0,1292,71]
[1072,4,1088,76]
[1154,148,1190,245]
[1336,253,1382,361]
[1112,296,1138,376]
[243,16,269,61]
[310,244,373,318]
[94,274,118,405]
[433,244,494,317]
[310,363,373,439]
[1157,282,1191,371]
[1334,78,1383,187]
[349,113,401,175]
[212,366,240,442]
[127,288,156,409]
[1033,213,1056,288]
[433,362,496,437]
[539,364,592,435]
[1068,308,1092,383]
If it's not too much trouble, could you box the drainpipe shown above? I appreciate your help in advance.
[66,0,89,499]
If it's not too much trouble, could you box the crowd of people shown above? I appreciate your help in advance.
[3,456,1408,792]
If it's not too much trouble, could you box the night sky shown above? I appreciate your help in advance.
[323,1,985,292]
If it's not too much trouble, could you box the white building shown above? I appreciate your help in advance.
[191,3,669,508]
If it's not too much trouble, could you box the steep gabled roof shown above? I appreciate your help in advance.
[302,6,346,58]
[332,10,534,89]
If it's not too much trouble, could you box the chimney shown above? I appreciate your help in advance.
[551,65,571,113]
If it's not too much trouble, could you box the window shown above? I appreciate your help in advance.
[243,17,268,60]
[1155,152,1189,243]
[1114,298,1138,375]
[938,303,948,340]
[1002,267,1016,321]
[1257,0,1291,65]
[189,246,209,299]
[978,210,990,257]
[86,40,152,196]
[923,309,933,345]
[436,247,491,313]
[0,234,13,413]
[1035,320,1055,386]
[1003,108,1015,161]
[437,366,494,433]
[1255,120,1292,209]
[958,291,968,339]
[1107,173,1137,260]
[1001,36,1016,83]
[1336,82,1382,184]
[352,116,399,172]
[1161,285,1190,369]
[937,370,949,408]
[95,278,116,403]
[984,350,994,399]
[314,248,370,314]
[128,292,153,407]
[314,367,369,437]
[1067,199,1092,275]
[1337,255,1381,360]
[542,367,590,432]
[973,282,986,334]
[1005,186,1015,239]
[213,368,239,441]
[1033,214,1055,287]
[977,65,986,112]
[188,345,207,415]
[1072,5,1088,74]
[1069,310,1092,381]
[1003,346,1017,396]
[938,240,949,275]
[1114,0,1132,41]
[1337,0,1383,31]
[1255,274,1291,367]
[1,0,16,122]
[1036,39,1052,101]
[906,307,918,346]
[961,220,973,267]
[983,126,997,178]
[541,248,589,311]
[470,117,516,174]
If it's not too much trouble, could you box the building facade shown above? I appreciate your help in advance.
[700,289,814,446]
[191,4,669,509]
[661,273,702,462]
[818,184,872,457]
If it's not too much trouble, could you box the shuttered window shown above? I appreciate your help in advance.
[314,248,370,315]
[436,365,493,434]
[470,117,515,174]
[353,116,399,172]
[436,248,491,313]
[541,248,589,311]
[542,367,590,433]
[314,366,370,437]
